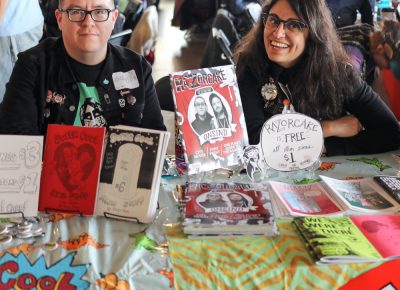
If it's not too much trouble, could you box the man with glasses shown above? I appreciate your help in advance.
[191,96,213,136]
[0,0,165,135]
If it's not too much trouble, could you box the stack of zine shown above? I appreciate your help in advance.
[182,182,279,238]
[269,175,400,218]
[293,215,400,265]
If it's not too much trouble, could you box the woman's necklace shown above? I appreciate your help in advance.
[261,77,278,109]
[217,116,229,128]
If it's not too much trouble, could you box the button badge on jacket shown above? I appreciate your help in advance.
[261,77,278,109]
[47,90,66,105]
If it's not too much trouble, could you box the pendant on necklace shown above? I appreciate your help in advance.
[261,77,278,109]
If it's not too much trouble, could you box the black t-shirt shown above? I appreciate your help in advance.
[68,55,104,86]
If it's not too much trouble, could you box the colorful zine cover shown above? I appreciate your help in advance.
[350,215,400,259]
[96,125,169,223]
[293,216,382,264]
[320,175,399,213]
[269,181,343,216]
[171,65,249,175]
[184,183,273,225]
[39,125,106,216]
[0,135,43,217]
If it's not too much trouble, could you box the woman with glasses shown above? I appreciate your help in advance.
[234,0,400,156]
[0,0,165,135]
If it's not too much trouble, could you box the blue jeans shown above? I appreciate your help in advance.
[0,22,43,102]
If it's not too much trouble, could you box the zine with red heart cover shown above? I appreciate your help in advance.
[39,124,106,215]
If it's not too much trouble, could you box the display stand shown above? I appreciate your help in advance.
[0,211,26,220]
[44,208,83,216]
[102,202,159,224]
[103,212,143,224]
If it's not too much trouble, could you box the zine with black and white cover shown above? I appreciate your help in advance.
[95,125,170,223]
[373,176,400,203]
[171,65,249,175]
[183,182,279,235]
[0,135,43,217]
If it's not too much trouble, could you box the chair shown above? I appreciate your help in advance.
[212,27,234,65]
[109,29,133,45]
[154,75,176,155]
[200,9,240,68]
[126,5,158,65]
[244,2,262,26]
[154,75,175,112]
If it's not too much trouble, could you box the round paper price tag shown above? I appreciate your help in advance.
[260,113,323,171]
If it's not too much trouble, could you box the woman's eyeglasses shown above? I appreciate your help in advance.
[58,8,115,22]
[262,13,308,33]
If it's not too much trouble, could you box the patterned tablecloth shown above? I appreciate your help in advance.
[0,151,398,289]
[166,150,400,290]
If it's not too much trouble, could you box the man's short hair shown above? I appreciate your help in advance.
[194,96,206,103]
[59,0,116,8]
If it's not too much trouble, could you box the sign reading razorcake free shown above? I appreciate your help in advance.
[260,113,323,171]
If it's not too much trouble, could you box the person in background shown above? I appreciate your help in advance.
[325,0,374,80]
[0,0,165,135]
[326,0,373,28]
[0,0,44,101]
[234,0,400,156]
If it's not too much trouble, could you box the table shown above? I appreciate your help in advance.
[0,188,179,289]
[0,150,398,289]
[166,150,400,290]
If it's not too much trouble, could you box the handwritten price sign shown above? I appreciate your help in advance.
[260,113,323,171]
[0,136,43,217]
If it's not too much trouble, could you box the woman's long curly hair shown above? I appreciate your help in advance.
[234,0,357,120]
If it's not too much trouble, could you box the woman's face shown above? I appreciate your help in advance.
[211,97,223,113]
[229,193,243,201]
[263,0,309,68]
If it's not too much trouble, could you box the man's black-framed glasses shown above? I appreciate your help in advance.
[194,102,207,107]
[262,13,308,32]
[59,8,115,22]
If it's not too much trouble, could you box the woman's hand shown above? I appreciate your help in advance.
[321,115,364,138]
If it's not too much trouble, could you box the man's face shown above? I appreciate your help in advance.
[208,193,222,201]
[56,0,118,62]
[194,97,207,116]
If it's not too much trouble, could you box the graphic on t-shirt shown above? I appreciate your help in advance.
[80,99,106,127]
[74,83,106,127]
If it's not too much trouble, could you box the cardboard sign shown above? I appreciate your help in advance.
[260,113,323,171]
[0,135,43,217]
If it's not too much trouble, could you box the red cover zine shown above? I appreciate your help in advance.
[184,183,272,224]
[269,181,343,216]
[350,215,400,259]
[171,65,249,174]
[39,124,106,215]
